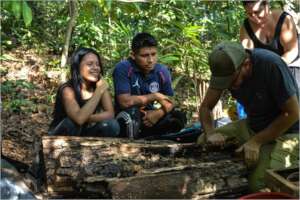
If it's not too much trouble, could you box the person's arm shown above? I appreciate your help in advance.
[155,66,175,115]
[140,66,175,127]
[280,15,299,64]
[236,95,299,164]
[199,88,223,137]
[236,61,299,165]
[158,98,174,113]
[142,97,174,127]
[88,90,115,123]
[240,25,255,49]
[117,92,169,109]
[252,95,299,144]
[62,80,108,125]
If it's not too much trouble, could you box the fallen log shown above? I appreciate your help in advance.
[42,136,248,199]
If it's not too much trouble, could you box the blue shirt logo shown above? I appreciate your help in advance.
[149,81,159,93]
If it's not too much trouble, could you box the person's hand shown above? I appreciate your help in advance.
[142,110,161,127]
[235,138,262,167]
[206,132,227,147]
[155,93,171,102]
[96,79,108,92]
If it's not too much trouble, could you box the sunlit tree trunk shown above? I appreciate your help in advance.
[60,0,78,68]
[198,81,223,120]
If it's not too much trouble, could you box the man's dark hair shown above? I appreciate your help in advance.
[131,32,158,53]
[242,0,267,6]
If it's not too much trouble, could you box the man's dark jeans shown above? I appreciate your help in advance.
[117,106,186,139]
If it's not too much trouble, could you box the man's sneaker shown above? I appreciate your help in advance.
[116,108,141,139]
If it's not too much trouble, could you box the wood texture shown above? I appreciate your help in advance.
[42,136,248,199]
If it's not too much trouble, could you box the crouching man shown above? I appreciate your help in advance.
[113,32,186,139]
[197,41,299,192]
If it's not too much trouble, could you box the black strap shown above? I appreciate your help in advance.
[274,12,288,43]
[244,19,261,47]
[277,12,300,64]
[243,12,288,55]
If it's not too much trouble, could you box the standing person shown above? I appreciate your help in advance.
[240,0,300,85]
[197,41,299,192]
[113,32,186,139]
[49,47,120,137]
[237,0,300,122]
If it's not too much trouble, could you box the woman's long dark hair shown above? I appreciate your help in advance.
[49,47,103,130]
[70,47,103,105]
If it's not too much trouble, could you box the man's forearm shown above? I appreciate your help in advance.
[253,95,299,144]
[119,93,158,109]
[199,106,215,135]
[130,94,152,106]
[252,111,298,145]
[159,98,174,113]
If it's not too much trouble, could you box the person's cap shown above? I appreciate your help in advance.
[209,41,246,90]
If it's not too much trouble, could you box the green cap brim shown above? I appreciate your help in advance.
[209,74,234,90]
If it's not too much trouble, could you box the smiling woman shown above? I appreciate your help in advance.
[48,47,120,137]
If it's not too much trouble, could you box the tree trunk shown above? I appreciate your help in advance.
[42,136,248,199]
[198,81,223,119]
[60,0,78,68]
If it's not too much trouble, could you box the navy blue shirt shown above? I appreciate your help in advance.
[231,49,299,133]
[113,58,174,112]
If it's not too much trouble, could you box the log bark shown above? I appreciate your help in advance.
[42,136,248,199]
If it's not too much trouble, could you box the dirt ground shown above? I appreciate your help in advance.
[1,48,60,166]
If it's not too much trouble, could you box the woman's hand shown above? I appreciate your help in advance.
[96,79,109,93]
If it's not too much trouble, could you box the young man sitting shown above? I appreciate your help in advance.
[113,32,186,139]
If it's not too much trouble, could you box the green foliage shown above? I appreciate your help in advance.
[5,0,32,27]
[2,99,36,113]
[2,0,297,112]
[1,80,36,113]
[11,1,21,20]
[22,1,32,27]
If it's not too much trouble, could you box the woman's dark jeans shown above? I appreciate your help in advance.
[48,118,120,137]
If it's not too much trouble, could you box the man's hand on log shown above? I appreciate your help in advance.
[235,138,262,167]
[206,132,227,148]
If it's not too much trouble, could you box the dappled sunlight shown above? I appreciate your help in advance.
[281,138,299,152]
[81,148,94,166]
[80,140,104,146]
[168,144,180,155]
[41,136,248,198]
[284,154,292,168]
[202,182,217,194]
[97,144,142,158]
[180,175,191,195]
[119,144,141,156]
[52,138,69,147]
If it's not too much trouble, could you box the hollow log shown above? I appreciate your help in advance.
[42,136,248,199]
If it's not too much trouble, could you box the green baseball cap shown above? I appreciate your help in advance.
[209,41,247,90]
